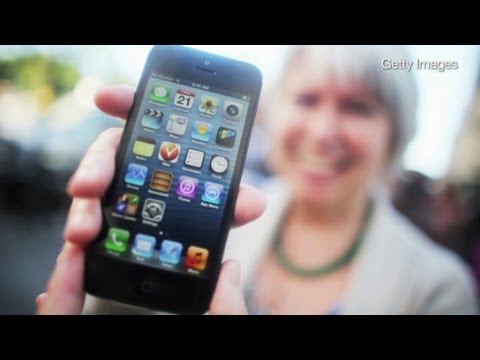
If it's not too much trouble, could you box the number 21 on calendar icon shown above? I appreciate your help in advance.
[174,89,196,110]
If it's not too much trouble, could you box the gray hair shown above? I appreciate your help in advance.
[277,45,418,169]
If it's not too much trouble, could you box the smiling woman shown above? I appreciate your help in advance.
[79,46,478,315]
[222,45,477,314]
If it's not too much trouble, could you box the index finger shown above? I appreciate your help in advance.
[95,85,136,119]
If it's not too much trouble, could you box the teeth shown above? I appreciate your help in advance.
[300,155,336,171]
[302,163,336,175]
[296,145,349,175]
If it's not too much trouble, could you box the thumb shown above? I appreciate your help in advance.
[209,260,248,315]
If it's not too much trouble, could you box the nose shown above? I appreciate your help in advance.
[307,107,339,145]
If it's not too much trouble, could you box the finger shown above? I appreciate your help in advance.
[67,128,123,198]
[35,293,48,314]
[209,260,247,315]
[95,85,135,119]
[232,185,266,228]
[64,198,102,247]
[39,243,86,315]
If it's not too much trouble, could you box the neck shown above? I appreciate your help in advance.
[280,191,371,269]
[282,187,368,267]
[290,191,369,230]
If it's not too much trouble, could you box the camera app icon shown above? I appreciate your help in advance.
[224,101,243,121]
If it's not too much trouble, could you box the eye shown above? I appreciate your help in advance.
[340,99,374,117]
[296,93,319,107]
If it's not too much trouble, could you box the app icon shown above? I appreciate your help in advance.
[133,136,156,158]
[198,95,219,115]
[174,89,195,109]
[150,170,173,193]
[125,163,148,187]
[191,121,212,142]
[186,246,209,271]
[142,199,166,222]
[202,182,224,205]
[160,240,183,265]
[216,127,237,148]
[116,193,140,216]
[142,108,164,130]
[224,101,243,120]
[105,228,130,253]
[184,148,205,169]
[132,234,156,258]
[166,114,188,136]
[210,155,229,175]
[150,83,170,103]
[159,142,181,163]
[176,176,199,199]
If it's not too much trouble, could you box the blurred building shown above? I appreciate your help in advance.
[448,92,480,187]
[446,71,480,293]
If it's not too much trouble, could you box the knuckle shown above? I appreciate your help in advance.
[98,127,122,142]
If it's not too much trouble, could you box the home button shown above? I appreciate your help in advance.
[138,280,156,294]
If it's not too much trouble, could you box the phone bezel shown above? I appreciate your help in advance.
[84,45,262,314]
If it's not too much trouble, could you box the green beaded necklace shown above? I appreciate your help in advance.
[273,198,374,278]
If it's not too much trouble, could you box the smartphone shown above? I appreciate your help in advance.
[84,45,262,314]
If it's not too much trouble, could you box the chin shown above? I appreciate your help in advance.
[291,179,340,205]
[298,189,343,208]
[298,164,349,187]
[290,169,355,208]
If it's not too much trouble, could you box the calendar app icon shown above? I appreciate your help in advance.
[174,89,195,110]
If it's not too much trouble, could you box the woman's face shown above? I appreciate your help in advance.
[269,58,393,209]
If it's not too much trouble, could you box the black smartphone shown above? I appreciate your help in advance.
[84,45,262,314]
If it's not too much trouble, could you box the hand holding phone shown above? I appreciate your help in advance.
[37,46,264,315]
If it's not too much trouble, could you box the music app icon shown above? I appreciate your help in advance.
[186,246,209,271]
[176,176,199,199]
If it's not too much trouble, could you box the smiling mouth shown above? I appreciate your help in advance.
[296,152,353,184]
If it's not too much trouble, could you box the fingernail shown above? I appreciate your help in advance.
[66,183,73,197]
[36,293,48,306]
[66,170,87,196]
[228,262,241,287]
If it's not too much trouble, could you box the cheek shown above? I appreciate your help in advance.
[266,106,305,173]
[345,120,392,173]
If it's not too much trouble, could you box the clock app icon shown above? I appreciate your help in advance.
[210,155,229,175]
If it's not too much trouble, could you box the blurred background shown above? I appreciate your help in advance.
[0,45,479,314]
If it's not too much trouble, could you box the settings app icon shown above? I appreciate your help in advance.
[142,199,166,223]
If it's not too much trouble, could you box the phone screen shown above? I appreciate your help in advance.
[91,73,252,279]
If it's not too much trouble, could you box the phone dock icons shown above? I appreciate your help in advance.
[186,246,209,271]
[160,240,183,265]
[132,234,156,258]
[105,228,130,253]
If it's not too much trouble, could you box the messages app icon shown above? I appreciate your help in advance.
[150,83,170,104]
